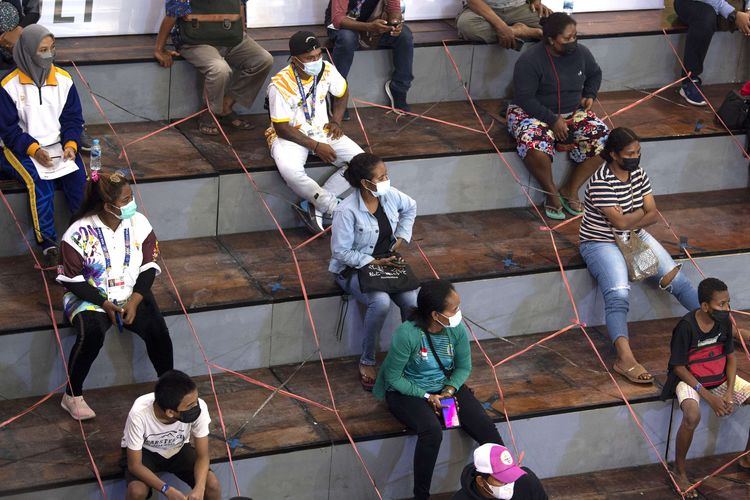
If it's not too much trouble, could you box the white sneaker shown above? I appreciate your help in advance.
[61,394,96,420]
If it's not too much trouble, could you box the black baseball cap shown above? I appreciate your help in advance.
[289,31,320,56]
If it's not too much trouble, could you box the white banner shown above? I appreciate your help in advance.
[41,0,664,38]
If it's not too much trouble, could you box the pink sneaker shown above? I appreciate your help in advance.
[61,394,96,420]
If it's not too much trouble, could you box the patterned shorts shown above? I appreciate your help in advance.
[506,104,609,163]
[676,376,750,407]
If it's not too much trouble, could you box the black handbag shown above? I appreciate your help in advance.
[716,90,750,130]
[356,253,420,294]
[178,0,244,47]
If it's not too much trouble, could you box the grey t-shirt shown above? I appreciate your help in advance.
[465,0,526,9]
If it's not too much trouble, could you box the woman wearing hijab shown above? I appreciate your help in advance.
[0,24,86,265]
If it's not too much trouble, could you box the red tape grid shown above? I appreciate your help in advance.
[0,188,107,496]
[201,98,384,499]
[69,62,242,497]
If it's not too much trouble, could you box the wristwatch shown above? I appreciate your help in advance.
[728,10,737,25]
[423,393,430,400]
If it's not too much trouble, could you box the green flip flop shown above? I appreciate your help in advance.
[544,204,566,220]
[559,194,584,216]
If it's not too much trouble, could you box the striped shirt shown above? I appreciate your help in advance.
[579,163,652,243]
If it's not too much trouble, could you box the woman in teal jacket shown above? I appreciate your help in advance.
[373,279,503,500]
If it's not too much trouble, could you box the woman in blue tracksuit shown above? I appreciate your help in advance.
[329,152,418,390]
[0,24,86,265]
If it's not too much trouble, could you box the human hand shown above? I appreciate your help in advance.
[102,300,124,327]
[707,393,731,417]
[368,19,393,34]
[326,121,344,141]
[370,255,399,267]
[34,148,54,168]
[166,487,188,500]
[388,18,403,36]
[494,23,516,49]
[736,11,750,36]
[154,48,179,68]
[529,0,552,17]
[186,487,205,500]
[63,146,77,161]
[580,97,594,111]
[722,391,735,414]
[391,238,403,251]
[439,385,456,399]
[121,293,143,325]
[313,142,337,163]
[426,394,443,413]
[552,116,570,142]
[1,26,21,49]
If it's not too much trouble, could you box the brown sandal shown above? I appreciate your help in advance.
[613,362,654,384]
[198,116,219,136]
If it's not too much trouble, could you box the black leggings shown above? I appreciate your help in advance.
[386,385,503,500]
[66,293,174,396]
[674,0,718,78]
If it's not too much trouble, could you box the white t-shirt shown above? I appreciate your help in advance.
[121,393,211,459]
[266,61,347,146]
[56,212,161,321]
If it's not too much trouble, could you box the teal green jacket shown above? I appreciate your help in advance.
[373,320,472,400]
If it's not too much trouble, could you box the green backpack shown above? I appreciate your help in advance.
[178,0,244,47]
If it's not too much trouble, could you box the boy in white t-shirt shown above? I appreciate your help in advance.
[266,30,364,233]
[122,370,220,500]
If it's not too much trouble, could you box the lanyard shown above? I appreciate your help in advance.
[347,0,368,18]
[95,226,131,271]
[292,65,318,126]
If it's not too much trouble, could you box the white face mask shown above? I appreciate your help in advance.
[488,481,515,499]
[365,178,391,198]
[437,308,462,328]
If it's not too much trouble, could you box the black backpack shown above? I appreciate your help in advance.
[716,90,750,131]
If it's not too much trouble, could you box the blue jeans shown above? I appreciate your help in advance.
[328,25,414,95]
[336,272,418,365]
[580,230,699,343]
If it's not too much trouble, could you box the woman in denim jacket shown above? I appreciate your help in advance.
[330,152,418,390]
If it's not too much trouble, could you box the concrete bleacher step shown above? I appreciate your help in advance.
[56,11,748,125]
[1,84,747,256]
[2,315,748,498]
[3,188,750,400]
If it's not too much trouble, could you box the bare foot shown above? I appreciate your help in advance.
[511,23,543,40]
[359,364,376,383]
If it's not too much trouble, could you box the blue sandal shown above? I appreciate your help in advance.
[559,194,584,216]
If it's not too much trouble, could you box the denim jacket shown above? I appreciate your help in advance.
[328,187,417,274]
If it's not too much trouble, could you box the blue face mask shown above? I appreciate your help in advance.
[112,199,137,220]
[301,57,323,76]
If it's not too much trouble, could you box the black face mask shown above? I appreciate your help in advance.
[561,40,577,55]
[620,156,641,172]
[710,309,730,323]
[177,404,201,424]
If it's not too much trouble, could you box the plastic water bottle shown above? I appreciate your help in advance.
[562,0,574,15]
[90,139,101,172]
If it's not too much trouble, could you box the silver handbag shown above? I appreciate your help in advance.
[612,229,659,282]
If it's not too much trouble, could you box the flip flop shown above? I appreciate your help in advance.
[559,194,584,216]
[218,111,254,131]
[544,204,566,220]
[359,364,376,392]
[614,362,654,384]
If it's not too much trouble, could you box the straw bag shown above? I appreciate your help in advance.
[612,230,658,282]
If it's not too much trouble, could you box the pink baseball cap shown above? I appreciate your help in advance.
[473,443,527,484]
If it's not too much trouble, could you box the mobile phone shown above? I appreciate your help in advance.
[387,20,402,27]
[441,398,461,428]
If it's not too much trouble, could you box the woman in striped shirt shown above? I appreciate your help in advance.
[578,127,699,384]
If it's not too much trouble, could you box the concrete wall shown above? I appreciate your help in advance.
[67,32,749,125]
[3,252,749,400]
[7,402,748,499]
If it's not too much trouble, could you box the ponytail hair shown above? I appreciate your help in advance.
[601,127,639,163]
[409,279,456,331]
[71,170,129,223]
[343,152,383,189]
